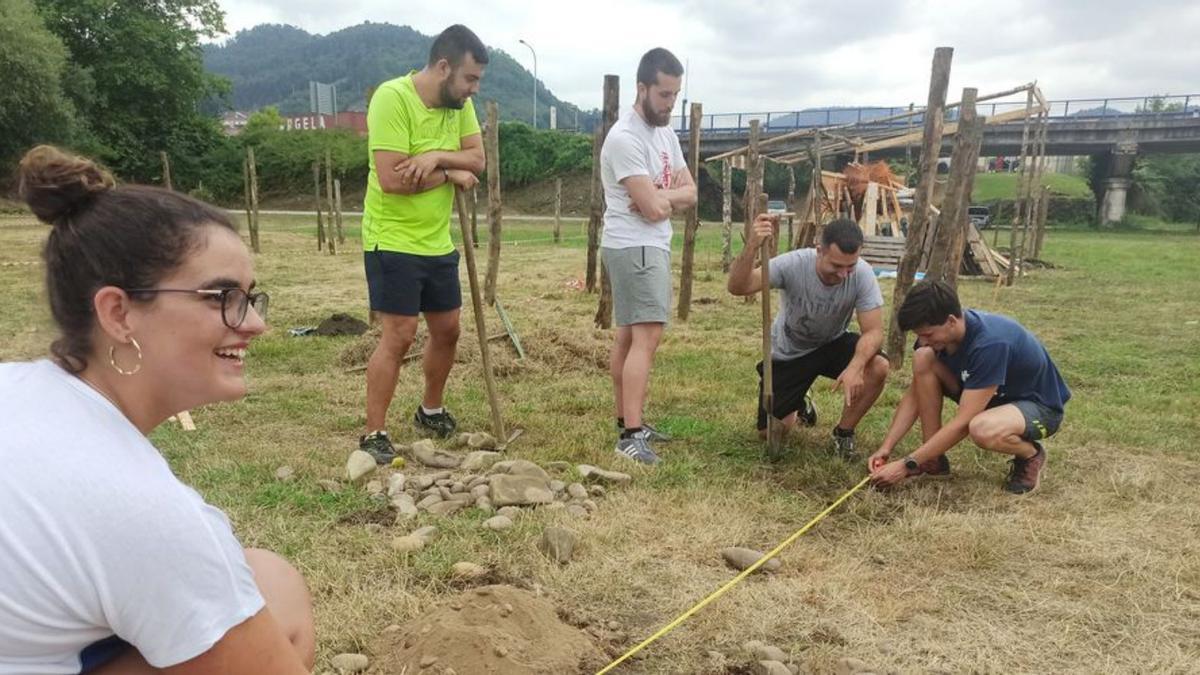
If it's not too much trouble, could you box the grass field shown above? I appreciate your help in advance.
[971,172,1093,202]
[2,212,1198,673]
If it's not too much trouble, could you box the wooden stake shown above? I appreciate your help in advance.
[334,178,345,247]
[161,151,173,191]
[1006,87,1036,287]
[886,47,953,367]
[553,177,562,244]
[928,87,982,285]
[756,192,781,459]
[247,147,261,254]
[594,75,620,323]
[742,120,762,244]
[678,101,702,321]
[786,164,797,250]
[721,159,733,271]
[453,189,505,440]
[484,101,502,306]
[594,260,613,328]
[324,148,337,255]
[470,186,479,248]
[242,155,252,234]
[1033,184,1050,260]
[313,161,326,251]
[587,75,620,293]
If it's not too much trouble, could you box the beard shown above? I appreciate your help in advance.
[439,79,466,109]
[641,98,672,127]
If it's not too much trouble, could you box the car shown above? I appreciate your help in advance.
[766,200,788,214]
[968,205,991,229]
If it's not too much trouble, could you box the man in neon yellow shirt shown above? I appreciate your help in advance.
[359,24,487,463]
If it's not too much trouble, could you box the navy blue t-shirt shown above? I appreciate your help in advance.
[936,309,1070,412]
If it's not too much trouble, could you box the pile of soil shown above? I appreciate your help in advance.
[368,584,604,674]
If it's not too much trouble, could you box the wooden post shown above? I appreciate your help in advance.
[161,151,173,191]
[1005,87,1035,286]
[470,186,479,248]
[484,101,502,306]
[808,130,823,245]
[742,120,762,243]
[587,75,620,293]
[313,161,326,251]
[1033,184,1050,260]
[334,179,345,246]
[886,47,953,367]
[242,155,252,234]
[324,148,337,255]
[785,164,797,250]
[247,147,261,254]
[553,177,562,244]
[594,260,613,328]
[757,192,782,459]
[927,87,981,285]
[678,101,702,321]
[1023,113,1050,260]
[594,75,620,324]
[721,159,733,271]
[453,190,505,439]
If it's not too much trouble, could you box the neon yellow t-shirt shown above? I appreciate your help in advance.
[363,73,481,255]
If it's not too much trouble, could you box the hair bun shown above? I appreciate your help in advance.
[17,145,115,225]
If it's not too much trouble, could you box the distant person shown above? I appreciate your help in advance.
[1,146,314,673]
[727,217,890,457]
[359,24,488,463]
[869,280,1070,494]
[601,47,697,464]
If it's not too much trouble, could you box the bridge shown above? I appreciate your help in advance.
[675,94,1200,223]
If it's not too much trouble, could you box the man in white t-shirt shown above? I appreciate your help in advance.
[600,47,696,465]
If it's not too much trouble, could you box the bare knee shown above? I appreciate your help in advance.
[378,324,417,359]
[968,415,1004,449]
[868,354,890,383]
[428,322,460,347]
[243,548,315,668]
[911,347,938,375]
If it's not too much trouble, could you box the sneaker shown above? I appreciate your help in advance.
[1005,442,1046,494]
[799,393,817,427]
[414,406,457,438]
[830,428,856,459]
[359,430,397,465]
[613,430,661,465]
[918,455,952,478]
[639,422,673,443]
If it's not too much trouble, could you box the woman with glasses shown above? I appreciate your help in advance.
[0,146,314,673]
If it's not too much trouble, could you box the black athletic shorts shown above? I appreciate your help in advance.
[757,332,874,430]
[364,248,461,316]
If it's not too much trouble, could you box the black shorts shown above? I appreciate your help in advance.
[1002,399,1064,441]
[364,248,461,316]
[757,332,869,430]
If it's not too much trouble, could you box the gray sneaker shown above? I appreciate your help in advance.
[614,431,661,465]
[640,422,672,443]
[830,428,856,459]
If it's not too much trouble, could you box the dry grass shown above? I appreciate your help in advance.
[2,212,1199,673]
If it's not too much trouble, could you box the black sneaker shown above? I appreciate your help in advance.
[830,428,856,459]
[414,406,457,438]
[359,430,396,465]
[799,392,817,427]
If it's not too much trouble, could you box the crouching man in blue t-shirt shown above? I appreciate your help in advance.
[869,280,1070,494]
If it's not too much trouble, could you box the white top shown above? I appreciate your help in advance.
[0,361,264,673]
[600,106,687,251]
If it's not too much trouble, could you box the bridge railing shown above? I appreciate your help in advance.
[675,94,1200,133]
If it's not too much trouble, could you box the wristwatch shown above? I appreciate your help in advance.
[903,456,920,476]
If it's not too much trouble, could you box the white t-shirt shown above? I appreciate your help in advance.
[0,360,264,673]
[769,248,884,360]
[599,106,687,251]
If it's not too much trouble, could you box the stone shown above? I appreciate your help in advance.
[417,494,443,510]
[474,496,494,513]
[421,487,441,498]
[452,432,472,448]
[549,480,566,494]
[488,475,554,507]
[566,483,589,500]
[451,561,488,580]
[541,502,566,513]
[365,479,384,496]
[484,515,513,531]
[566,504,589,519]
[447,492,475,504]
[330,653,369,672]
[467,431,498,450]
[545,461,572,472]
[450,481,466,493]
[274,465,295,482]
[588,485,606,498]
[755,661,792,675]
[581,499,599,513]
[471,484,491,500]
[745,641,788,662]
[414,475,436,490]
[412,526,438,542]
[390,536,425,554]
[419,655,438,668]
[438,486,454,500]
[836,657,875,675]
[539,527,577,564]
[346,451,377,483]
[317,479,341,493]
[387,473,407,496]
[577,464,632,485]
[506,459,550,480]
[435,478,454,487]
[497,506,522,519]
[426,500,466,517]
[467,475,488,489]
[410,439,462,469]
[721,548,781,573]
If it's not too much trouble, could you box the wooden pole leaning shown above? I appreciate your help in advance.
[453,188,505,440]
[756,193,782,460]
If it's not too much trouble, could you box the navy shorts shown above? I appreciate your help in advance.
[1006,399,1064,441]
[364,248,461,316]
[80,635,130,672]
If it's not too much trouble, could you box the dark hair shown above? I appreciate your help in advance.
[636,48,683,86]
[820,218,864,253]
[18,145,237,373]
[897,280,963,331]
[428,24,488,68]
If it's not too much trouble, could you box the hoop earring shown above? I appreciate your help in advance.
[109,337,143,376]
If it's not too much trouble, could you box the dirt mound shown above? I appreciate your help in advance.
[316,313,369,336]
[368,584,604,674]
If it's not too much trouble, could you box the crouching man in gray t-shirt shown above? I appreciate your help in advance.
[727,216,890,457]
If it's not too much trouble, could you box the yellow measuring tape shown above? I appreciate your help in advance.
[596,474,872,674]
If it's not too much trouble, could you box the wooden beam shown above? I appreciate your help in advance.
[721,159,733,271]
[324,148,337,255]
[678,101,703,321]
[453,190,505,439]
[593,75,620,327]
[927,87,981,285]
[587,75,619,294]
[1006,87,1036,287]
[484,101,502,305]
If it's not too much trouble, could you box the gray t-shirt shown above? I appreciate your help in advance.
[769,248,884,361]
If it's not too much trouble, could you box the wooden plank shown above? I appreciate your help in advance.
[861,182,879,235]
[484,101,502,305]
[176,410,196,431]
[493,296,525,360]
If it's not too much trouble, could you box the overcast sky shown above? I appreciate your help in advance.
[215,0,1200,113]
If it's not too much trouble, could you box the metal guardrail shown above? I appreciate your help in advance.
[675,94,1200,134]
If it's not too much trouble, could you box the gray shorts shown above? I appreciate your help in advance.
[602,246,671,326]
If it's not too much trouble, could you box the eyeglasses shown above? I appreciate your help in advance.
[124,287,270,329]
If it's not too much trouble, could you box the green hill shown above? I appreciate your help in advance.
[203,22,597,129]
[972,172,1092,202]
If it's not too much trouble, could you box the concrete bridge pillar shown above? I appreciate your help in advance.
[1100,141,1138,225]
